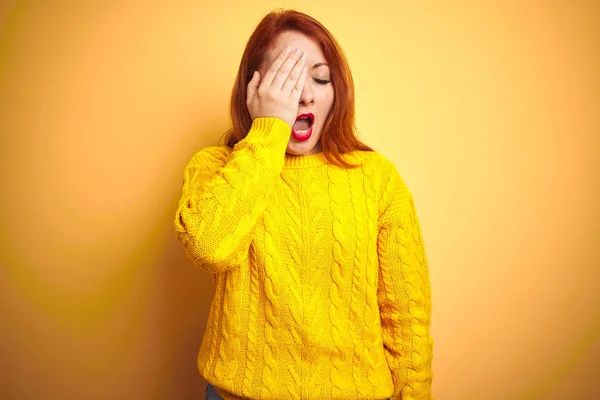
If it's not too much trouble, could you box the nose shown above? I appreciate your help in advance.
[299,84,314,105]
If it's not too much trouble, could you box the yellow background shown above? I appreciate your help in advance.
[0,1,598,399]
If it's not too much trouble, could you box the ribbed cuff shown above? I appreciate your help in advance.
[246,117,291,150]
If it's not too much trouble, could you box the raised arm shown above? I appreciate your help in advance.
[173,117,291,274]
[174,45,310,274]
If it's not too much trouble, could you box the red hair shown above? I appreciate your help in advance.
[218,9,374,169]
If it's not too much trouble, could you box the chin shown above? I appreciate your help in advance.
[286,130,322,155]
[286,140,320,156]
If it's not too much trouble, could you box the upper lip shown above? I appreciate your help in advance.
[296,113,314,124]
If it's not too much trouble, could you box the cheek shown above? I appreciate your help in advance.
[320,90,334,116]
[323,85,334,100]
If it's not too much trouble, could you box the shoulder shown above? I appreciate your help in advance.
[352,151,412,205]
[348,150,409,203]
[187,145,232,169]
[351,150,401,181]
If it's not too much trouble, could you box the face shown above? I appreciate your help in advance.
[258,31,335,156]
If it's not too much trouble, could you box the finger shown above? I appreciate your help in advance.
[282,51,307,95]
[271,48,304,89]
[289,60,308,101]
[261,47,292,87]
[246,70,259,102]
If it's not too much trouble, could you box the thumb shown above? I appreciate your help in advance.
[246,71,259,100]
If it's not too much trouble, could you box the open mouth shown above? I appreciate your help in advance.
[293,113,314,135]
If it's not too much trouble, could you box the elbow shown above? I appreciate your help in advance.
[176,231,244,274]
[187,250,243,274]
[173,215,245,274]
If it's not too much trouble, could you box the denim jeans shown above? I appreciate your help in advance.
[206,383,389,399]
[206,383,224,400]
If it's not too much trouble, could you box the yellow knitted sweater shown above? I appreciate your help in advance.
[174,117,434,400]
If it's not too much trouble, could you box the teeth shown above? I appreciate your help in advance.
[295,129,309,134]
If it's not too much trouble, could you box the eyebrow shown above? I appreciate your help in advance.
[312,62,328,69]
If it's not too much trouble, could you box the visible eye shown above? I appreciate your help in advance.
[313,78,330,85]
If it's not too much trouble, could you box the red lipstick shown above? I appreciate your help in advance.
[291,113,314,142]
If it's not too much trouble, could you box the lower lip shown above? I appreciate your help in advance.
[291,125,313,141]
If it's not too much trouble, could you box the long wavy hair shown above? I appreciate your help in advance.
[218,9,374,169]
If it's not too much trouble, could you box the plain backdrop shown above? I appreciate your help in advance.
[0,1,598,399]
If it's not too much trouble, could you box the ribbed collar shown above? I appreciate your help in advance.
[283,151,329,169]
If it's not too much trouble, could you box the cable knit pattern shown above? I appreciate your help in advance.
[203,272,225,378]
[241,250,259,397]
[326,166,347,397]
[361,160,389,392]
[260,204,281,398]
[377,164,434,400]
[280,174,303,399]
[213,267,240,386]
[173,117,434,400]
[346,168,371,398]
[303,170,330,398]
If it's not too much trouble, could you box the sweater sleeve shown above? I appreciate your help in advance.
[376,161,434,400]
[173,117,291,274]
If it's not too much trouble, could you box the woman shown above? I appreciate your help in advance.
[174,9,434,400]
